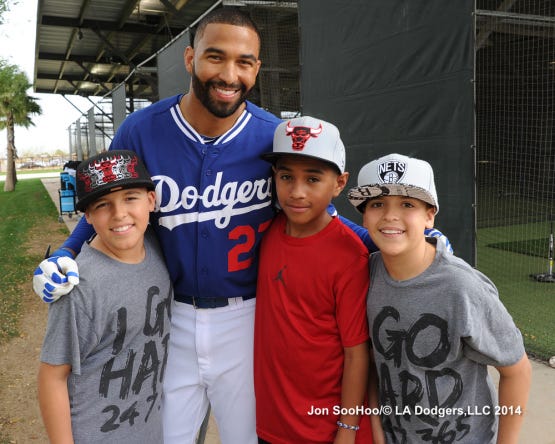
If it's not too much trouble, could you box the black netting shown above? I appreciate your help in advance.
[475,0,555,360]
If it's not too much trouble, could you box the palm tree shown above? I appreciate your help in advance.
[0,60,41,192]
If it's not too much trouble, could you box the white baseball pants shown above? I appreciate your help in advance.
[162,297,257,444]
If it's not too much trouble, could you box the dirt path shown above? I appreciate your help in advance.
[0,219,67,443]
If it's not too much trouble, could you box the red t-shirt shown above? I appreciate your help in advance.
[254,213,372,443]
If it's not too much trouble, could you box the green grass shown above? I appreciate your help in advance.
[0,179,66,343]
[487,237,551,258]
[477,223,555,361]
[476,187,555,360]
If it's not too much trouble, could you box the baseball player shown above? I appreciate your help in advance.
[35,8,276,444]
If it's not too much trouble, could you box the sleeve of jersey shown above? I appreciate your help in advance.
[460,270,525,367]
[109,121,130,150]
[61,216,95,255]
[334,253,370,348]
[336,213,378,253]
[109,121,130,149]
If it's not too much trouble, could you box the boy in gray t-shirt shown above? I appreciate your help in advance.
[348,153,531,444]
[38,150,172,443]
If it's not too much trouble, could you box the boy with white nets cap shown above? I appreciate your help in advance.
[348,153,531,444]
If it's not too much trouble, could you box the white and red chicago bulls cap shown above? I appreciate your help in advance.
[261,116,346,173]
[348,153,439,214]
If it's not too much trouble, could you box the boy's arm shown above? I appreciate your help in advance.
[367,346,386,444]
[33,217,94,303]
[495,354,532,444]
[38,362,73,444]
[334,342,369,444]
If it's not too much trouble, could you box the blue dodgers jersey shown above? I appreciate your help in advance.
[110,95,281,300]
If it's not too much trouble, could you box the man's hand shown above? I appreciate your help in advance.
[425,228,453,253]
[33,249,79,303]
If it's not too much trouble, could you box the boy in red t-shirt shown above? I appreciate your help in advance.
[254,116,376,444]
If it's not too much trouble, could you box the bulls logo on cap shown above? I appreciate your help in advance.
[79,153,139,193]
[285,121,323,151]
[262,116,346,174]
[75,150,154,211]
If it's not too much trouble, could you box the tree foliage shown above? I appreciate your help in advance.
[0,59,42,191]
[0,0,13,25]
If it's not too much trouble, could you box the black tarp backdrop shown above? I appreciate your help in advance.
[298,0,475,265]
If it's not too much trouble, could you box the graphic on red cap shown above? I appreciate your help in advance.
[285,121,323,151]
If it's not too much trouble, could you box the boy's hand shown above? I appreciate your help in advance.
[33,249,79,303]
[425,228,453,253]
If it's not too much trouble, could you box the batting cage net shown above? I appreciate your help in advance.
[242,1,300,117]
[475,0,555,360]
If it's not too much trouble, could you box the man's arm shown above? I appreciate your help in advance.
[33,217,94,303]
[337,214,378,252]
[57,215,95,257]
[495,354,532,444]
[38,362,73,444]
[334,342,369,444]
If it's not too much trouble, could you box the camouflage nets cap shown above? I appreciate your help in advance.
[348,153,439,214]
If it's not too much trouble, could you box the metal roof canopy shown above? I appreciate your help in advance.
[34,0,223,102]
[34,0,555,104]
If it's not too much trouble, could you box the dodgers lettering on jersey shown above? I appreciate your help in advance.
[154,172,273,230]
[110,95,281,301]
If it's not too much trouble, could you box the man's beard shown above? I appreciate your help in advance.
[191,67,250,118]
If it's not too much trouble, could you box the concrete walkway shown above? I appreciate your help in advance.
[40,178,554,444]
[41,177,82,231]
[1,171,61,180]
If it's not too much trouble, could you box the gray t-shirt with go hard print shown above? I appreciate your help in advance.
[40,228,172,443]
[368,240,525,444]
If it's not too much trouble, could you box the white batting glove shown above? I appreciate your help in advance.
[33,254,80,303]
[425,228,453,253]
